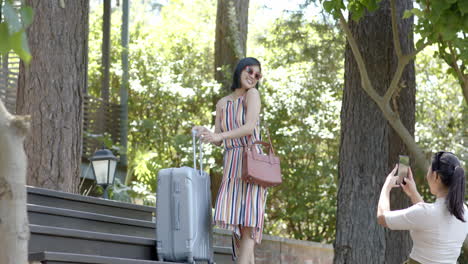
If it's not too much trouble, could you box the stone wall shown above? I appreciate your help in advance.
[214,228,334,264]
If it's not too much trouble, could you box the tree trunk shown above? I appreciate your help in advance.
[0,99,30,264]
[334,0,415,263]
[214,0,249,89]
[212,0,249,204]
[16,0,88,193]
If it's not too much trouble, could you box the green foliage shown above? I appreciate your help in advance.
[415,48,467,161]
[124,0,220,190]
[251,12,344,242]
[81,178,156,206]
[88,0,220,192]
[0,0,33,63]
[414,46,467,197]
[127,147,159,191]
[322,0,344,18]
[322,0,380,20]
[408,0,468,88]
[110,179,156,206]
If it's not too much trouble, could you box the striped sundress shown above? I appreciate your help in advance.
[213,95,268,259]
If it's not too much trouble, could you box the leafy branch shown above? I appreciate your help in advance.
[403,0,468,104]
[0,0,34,63]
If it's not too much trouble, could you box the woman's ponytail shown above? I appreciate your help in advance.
[432,152,466,222]
[446,166,466,222]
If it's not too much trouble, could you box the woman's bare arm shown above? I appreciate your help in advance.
[377,166,399,227]
[213,100,223,146]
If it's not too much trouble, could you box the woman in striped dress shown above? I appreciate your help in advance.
[194,57,267,263]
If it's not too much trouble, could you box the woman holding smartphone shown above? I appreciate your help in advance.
[377,152,468,264]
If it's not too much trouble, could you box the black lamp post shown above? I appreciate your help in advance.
[89,148,118,199]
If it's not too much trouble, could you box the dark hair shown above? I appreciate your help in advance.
[230,57,262,91]
[431,151,466,222]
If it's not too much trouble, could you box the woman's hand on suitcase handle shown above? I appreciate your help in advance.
[193,126,223,144]
[192,126,209,136]
[200,130,223,144]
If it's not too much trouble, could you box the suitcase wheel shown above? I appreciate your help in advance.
[187,256,194,263]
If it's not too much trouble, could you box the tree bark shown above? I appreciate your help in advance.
[458,76,468,105]
[385,0,415,261]
[16,0,88,193]
[214,0,249,90]
[212,0,249,204]
[0,99,30,264]
[334,0,415,263]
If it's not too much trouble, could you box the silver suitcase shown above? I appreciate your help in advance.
[156,130,214,264]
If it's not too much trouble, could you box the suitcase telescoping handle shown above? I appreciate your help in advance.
[191,129,203,173]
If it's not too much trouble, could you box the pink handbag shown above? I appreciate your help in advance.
[242,130,282,187]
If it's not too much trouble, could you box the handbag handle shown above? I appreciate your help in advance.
[264,127,275,154]
[249,140,275,155]
[247,124,276,155]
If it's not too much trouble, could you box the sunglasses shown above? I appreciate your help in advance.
[244,66,262,80]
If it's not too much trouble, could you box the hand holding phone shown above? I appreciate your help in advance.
[395,155,409,185]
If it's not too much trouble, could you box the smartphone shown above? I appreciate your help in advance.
[395,155,409,185]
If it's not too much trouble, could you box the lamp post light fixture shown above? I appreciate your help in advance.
[89,148,118,199]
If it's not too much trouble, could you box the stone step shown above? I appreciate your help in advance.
[28,204,155,239]
[27,186,154,221]
[28,251,178,264]
[29,225,233,263]
[29,225,156,260]
[212,246,232,264]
